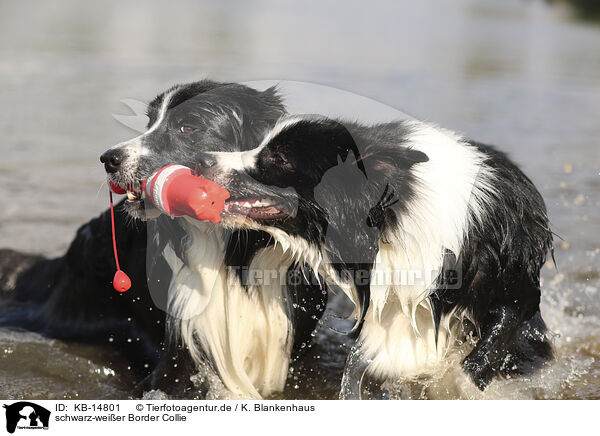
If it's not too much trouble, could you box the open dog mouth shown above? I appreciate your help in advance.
[107,179,160,220]
[109,180,143,201]
[109,176,288,222]
[223,197,287,220]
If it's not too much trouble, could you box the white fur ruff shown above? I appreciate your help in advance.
[164,219,295,399]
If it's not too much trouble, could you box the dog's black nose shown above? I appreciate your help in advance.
[196,153,217,169]
[100,149,125,173]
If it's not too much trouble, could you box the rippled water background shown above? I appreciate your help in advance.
[0,0,599,399]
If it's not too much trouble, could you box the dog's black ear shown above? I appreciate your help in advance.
[317,120,368,176]
[361,146,428,175]
[260,85,284,107]
[405,148,429,165]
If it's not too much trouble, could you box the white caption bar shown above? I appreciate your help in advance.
[0,400,594,436]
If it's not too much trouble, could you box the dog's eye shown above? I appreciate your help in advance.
[179,125,195,134]
[271,153,288,166]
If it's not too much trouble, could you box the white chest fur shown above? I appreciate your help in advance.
[357,122,495,381]
[164,219,294,398]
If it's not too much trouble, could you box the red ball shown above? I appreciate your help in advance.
[113,270,131,292]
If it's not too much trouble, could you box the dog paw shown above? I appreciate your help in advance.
[462,353,495,391]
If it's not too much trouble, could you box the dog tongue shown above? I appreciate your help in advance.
[109,180,127,195]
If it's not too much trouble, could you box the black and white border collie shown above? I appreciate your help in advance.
[100,82,327,398]
[196,115,554,397]
[0,80,326,399]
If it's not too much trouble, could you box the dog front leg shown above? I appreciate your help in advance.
[462,305,524,390]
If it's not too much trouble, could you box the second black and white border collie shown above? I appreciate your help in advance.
[198,115,554,397]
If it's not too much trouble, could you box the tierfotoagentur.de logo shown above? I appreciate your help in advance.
[3,402,50,434]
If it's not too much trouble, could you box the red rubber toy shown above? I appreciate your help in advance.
[106,165,230,292]
[142,164,230,223]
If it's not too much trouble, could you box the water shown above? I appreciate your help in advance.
[0,0,599,399]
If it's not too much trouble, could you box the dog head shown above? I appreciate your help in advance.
[100,80,285,219]
[199,116,428,258]
[197,115,428,332]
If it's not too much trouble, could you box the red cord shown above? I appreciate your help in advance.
[109,191,121,270]
[109,191,131,292]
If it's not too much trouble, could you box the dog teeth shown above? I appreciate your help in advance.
[126,191,137,201]
[253,199,272,207]
[227,198,274,209]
